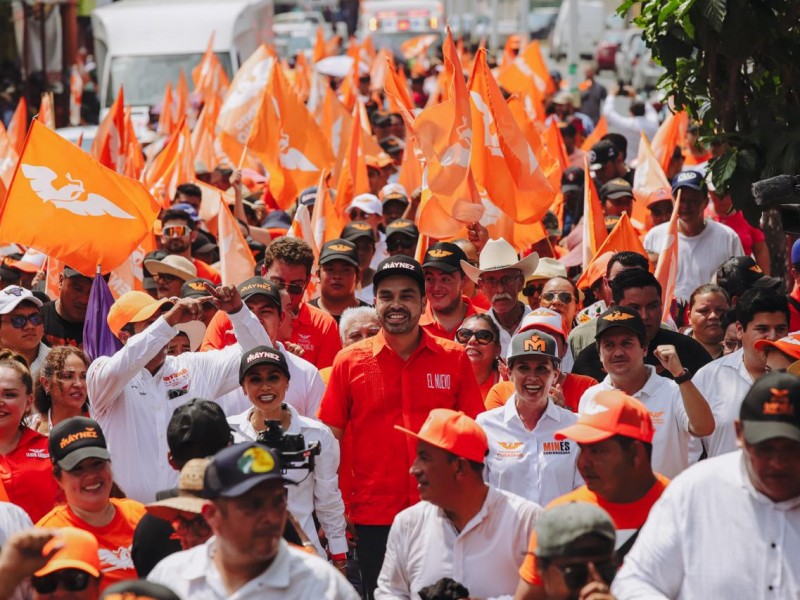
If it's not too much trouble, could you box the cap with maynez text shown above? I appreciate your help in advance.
[204,442,288,499]
[595,306,647,342]
[422,242,467,274]
[739,371,800,445]
[395,409,489,463]
[372,255,425,293]
[49,417,111,471]
[534,502,616,559]
[319,239,360,268]
[556,390,655,444]
[237,277,282,312]
[239,345,291,383]
[507,329,560,364]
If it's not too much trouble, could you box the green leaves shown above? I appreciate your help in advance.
[699,0,727,33]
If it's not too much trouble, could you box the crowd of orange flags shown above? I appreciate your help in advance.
[0,28,693,316]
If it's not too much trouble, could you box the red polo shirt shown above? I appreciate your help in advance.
[1,428,60,522]
[319,328,485,525]
[419,296,485,341]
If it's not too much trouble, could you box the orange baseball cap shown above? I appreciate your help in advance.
[35,527,100,578]
[754,332,800,360]
[107,291,173,338]
[395,409,489,463]
[555,390,654,444]
[647,188,674,207]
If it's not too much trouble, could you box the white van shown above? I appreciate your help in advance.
[92,0,274,111]
[549,0,605,60]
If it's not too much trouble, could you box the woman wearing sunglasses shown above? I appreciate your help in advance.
[30,528,103,600]
[539,277,581,334]
[0,286,50,376]
[456,315,503,402]
[30,347,91,435]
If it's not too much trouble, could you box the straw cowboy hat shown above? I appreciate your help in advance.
[143,255,198,281]
[461,238,539,284]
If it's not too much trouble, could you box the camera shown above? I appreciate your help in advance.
[256,406,321,472]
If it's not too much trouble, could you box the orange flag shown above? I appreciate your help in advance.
[498,40,554,99]
[507,95,561,191]
[192,33,230,101]
[45,256,63,300]
[581,116,608,152]
[400,34,439,61]
[313,27,327,63]
[0,121,20,189]
[217,195,256,285]
[309,172,345,248]
[37,93,56,129]
[467,48,555,225]
[544,119,569,171]
[7,97,27,156]
[192,94,221,173]
[632,132,671,226]
[92,87,127,173]
[333,103,370,213]
[69,65,83,126]
[651,110,689,175]
[144,116,195,207]
[576,213,647,289]
[582,158,607,269]
[217,45,275,165]
[319,85,351,176]
[0,120,160,274]
[108,236,156,298]
[293,53,312,102]
[247,65,335,209]
[123,108,144,180]
[654,191,680,322]
[195,179,224,236]
[175,69,190,124]
[156,83,175,135]
[385,64,414,116]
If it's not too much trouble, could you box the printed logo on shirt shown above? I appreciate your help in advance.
[426,373,451,390]
[99,546,134,572]
[542,440,572,455]
[163,368,190,387]
[25,448,49,459]
[295,333,314,351]
[649,411,665,425]
[496,441,524,458]
[764,388,796,417]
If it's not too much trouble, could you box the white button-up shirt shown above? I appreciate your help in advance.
[214,342,326,418]
[88,308,269,503]
[477,397,582,505]
[148,538,359,599]
[691,348,753,458]
[488,305,532,358]
[375,486,541,600]
[579,366,693,479]
[612,450,800,600]
[228,404,347,556]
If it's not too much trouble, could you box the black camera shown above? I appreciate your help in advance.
[256,408,321,472]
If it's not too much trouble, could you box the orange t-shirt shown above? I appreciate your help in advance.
[192,258,222,285]
[471,291,491,311]
[518,475,669,585]
[0,428,60,522]
[37,498,146,593]
[484,374,598,412]
[419,296,485,341]
[478,372,500,403]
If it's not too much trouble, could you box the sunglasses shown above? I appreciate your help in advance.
[479,274,522,288]
[522,283,544,297]
[269,277,306,295]
[456,328,495,345]
[163,225,191,237]
[556,560,617,591]
[387,237,416,252]
[32,569,91,594]
[1,313,43,329]
[541,291,575,304]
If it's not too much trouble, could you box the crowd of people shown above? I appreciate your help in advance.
[0,28,797,600]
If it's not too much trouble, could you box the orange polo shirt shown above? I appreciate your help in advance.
[37,498,146,593]
[0,428,60,522]
[318,328,485,525]
[484,374,598,412]
[419,296,485,341]
[519,475,669,585]
[192,258,222,285]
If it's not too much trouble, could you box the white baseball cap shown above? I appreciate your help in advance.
[0,286,43,315]
[380,183,408,200]
[348,194,383,216]
[519,307,566,340]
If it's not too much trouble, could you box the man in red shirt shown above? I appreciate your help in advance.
[319,255,484,599]
[420,242,484,341]
[160,208,221,285]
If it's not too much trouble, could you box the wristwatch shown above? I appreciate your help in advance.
[674,368,692,384]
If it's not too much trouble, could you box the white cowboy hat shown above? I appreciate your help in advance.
[174,320,206,352]
[527,257,567,282]
[144,255,198,281]
[460,238,539,284]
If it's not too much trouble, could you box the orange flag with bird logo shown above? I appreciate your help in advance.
[0,120,159,274]
[582,157,608,269]
[654,191,680,322]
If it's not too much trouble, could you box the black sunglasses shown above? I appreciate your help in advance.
[387,237,416,252]
[541,291,575,304]
[456,328,495,345]
[269,277,306,295]
[522,283,544,297]
[557,560,617,591]
[1,313,43,329]
[32,569,92,594]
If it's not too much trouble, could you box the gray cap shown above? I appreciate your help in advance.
[535,502,616,559]
[507,329,560,364]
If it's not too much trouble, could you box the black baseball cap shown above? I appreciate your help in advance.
[181,278,215,299]
[319,239,360,268]
[204,442,288,499]
[373,255,425,295]
[671,170,707,194]
[715,256,782,297]
[589,140,618,171]
[422,242,467,274]
[385,219,419,240]
[595,306,647,342]
[237,277,282,314]
[62,266,91,279]
[740,371,800,444]
[167,399,233,465]
[599,178,633,201]
[297,186,318,207]
[561,167,584,193]
[341,221,376,243]
[380,135,405,156]
[239,345,291,382]
[49,417,111,471]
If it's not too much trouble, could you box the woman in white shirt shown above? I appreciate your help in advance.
[228,345,348,568]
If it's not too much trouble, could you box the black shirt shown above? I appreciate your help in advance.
[572,327,712,382]
[41,300,84,348]
[131,513,182,578]
[308,298,371,325]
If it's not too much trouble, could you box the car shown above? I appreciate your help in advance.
[595,28,625,71]
[632,47,666,91]
[614,28,645,85]
[527,7,558,39]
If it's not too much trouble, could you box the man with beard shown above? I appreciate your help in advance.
[319,255,484,599]
[160,208,221,284]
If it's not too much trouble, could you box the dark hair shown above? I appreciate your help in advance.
[629,101,645,117]
[613,434,653,461]
[610,269,662,304]
[688,284,730,311]
[721,306,738,330]
[0,349,33,394]
[462,314,502,371]
[607,251,649,279]
[34,347,90,415]
[735,288,789,331]
[175,183,201,200]
[601,133,627,159]
[445,451,485,475]
[263,237,315,277]
[161,208,196,231]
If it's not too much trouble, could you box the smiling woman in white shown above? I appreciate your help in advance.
[228,345,347,561]
[477,330,582,506]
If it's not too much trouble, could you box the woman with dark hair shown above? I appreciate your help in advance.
[456,314,503,402]
[686,284,730,360]
[30,346,90,435]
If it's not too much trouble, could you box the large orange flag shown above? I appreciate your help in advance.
[576,213,647,288]
[310,172,346,248]
[217,195,256,285]
[192,33,230,101]
[507,96,560,192]
[544,119,569,171]
[498,40,554,99]
[632,131,671,226]
[0,121,19,189]
[654,191,680,322]
[192,94,221,173]
[7,97,27,156]
[217,45,275,165]
[91,87,127,173]
[108,236,155,298]
[467,48,555,225]
[248,65,335,209]
[144,116,195,207]
[333,102,370,213]
[0,120,160,274]
[581,116,608,151]
[582,158,607,269]
[156,83,175,135]
[651,110,689,175]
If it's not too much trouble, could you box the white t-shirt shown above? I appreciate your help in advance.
[644,219,744,301]
[579,366,693,479]
[488,304,532,359]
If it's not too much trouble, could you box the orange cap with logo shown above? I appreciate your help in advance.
[395,408,488,463]
[555,390,654,444]
[35,527,101,578]
[754,332,800,361]
[107,291,173,338]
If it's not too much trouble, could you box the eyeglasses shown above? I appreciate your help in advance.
[163,225,191,238]
[456,328,495,345]
[269,277,307,295]
[1,313,43,328]
[32,569,91,594]
[555,560,617,591]
[522,283,544,297]
[723,339,742,351]
[387,237,416,252]
[541,291,575,304]
[478,274,522,288]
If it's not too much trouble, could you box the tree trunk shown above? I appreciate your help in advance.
[761,208,787,285]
